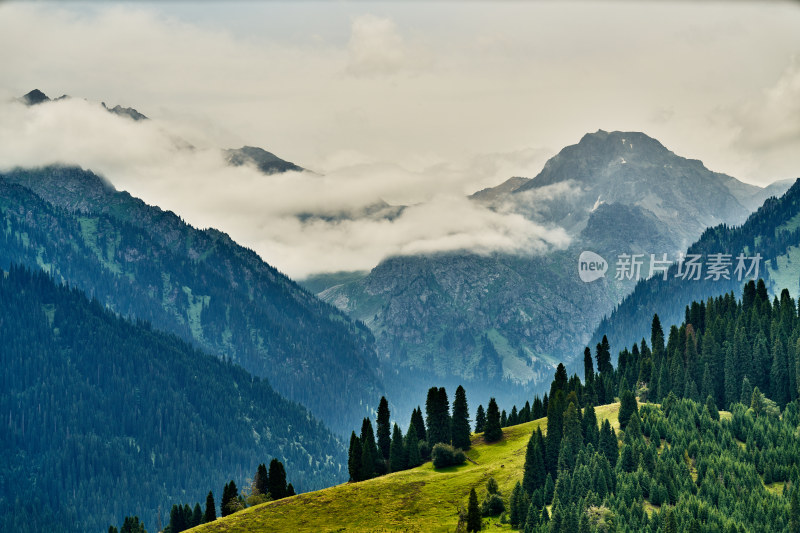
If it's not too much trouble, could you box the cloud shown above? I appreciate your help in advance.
[345,15,428,77]
[0,97,569,278]
[705,56,800,181]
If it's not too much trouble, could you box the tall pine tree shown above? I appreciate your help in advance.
[348,431,362,482]
[452,385,471,450]
[475,404,486,433]
[268,458,288,500]
[484,397,503,442]
[389,423,406,472]
[376,397,392,462]
[204,491,216,523]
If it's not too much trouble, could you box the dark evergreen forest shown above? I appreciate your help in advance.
[487,280,800,532]
[0,265,345,533]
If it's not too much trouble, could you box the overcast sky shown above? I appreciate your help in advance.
[0,1,798,277]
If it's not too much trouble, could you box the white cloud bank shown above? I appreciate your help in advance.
[0,2,799,276]
[0,97,569,278]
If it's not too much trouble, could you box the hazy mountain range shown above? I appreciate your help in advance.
[311,130,794,411]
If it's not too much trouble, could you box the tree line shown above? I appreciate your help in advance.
[461,278,800,532]
[109,458,296,533]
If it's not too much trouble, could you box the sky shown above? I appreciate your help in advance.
[0,1,798,278]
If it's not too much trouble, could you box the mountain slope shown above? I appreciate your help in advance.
[0,166,383,434]
[592,178,800,356]
[317,131,787,414]
[187,406,619,533]
[0,265,345,533]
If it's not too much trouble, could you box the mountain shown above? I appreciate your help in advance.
[592,177,800,358]
[190,277,800,533]
[314,131,793,415]
[511,130,777,246]
[469,176,530,203]
[0,264,345,533]
[224,146,305,174]
[21,88,51,105]
[0,166,384,434]
[102,101,148,121]
[20,88,149,121]
[18,90,309,176]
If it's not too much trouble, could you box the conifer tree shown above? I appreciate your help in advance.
[191,504,202,527]
[790,488,800,533]
[389,423,406,472]
[523,427,546,494]
[543,474,555,505]
[475,404,486,433]
[376,396,392,462]
[501,409,508,427]
[287,483,295,496]
[618,388,638,430]
[254,463,269,496]
[220,482,231,517]
[750,386,764,416]
[426,387,451,447]
[348,431,362,482]
[740,376,754,406]
[583,346,594,384]
[521,401,531,423]
[582,403,599,447]
[268,458,288,500]
[226,481,238,515]
[484,398,503,442]
[410,407,427,442]
[452,385,471,450]
[560,402,583,471]
[467,488,482,532]
[550,363,569,400]
[509,482,523,528]
[705,395,720,421]
[169,504,185,532]
[596,335,612,375]
[204,491,216,523]
[724,342,738,407]
[360,418,378,480]
[599,419,618,467]
[405,427,422,468]
[771,337,790,407]
[545,390,564,476]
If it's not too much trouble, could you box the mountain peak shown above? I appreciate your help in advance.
[21,89,50,105]
[576,129,668,153]
[225,146,305,175]
[102,102,148,121]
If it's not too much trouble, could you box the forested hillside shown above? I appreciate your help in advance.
[0,167,383,434]
[194,280,800,532]
[593,178,800,358]
[0,265,345,533]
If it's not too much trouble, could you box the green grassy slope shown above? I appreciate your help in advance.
[190,404,624,533]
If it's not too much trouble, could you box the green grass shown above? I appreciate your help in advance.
[189,403,627,533]
[764,481,786,496]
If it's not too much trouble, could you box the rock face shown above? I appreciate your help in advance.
[316,131,792,411]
